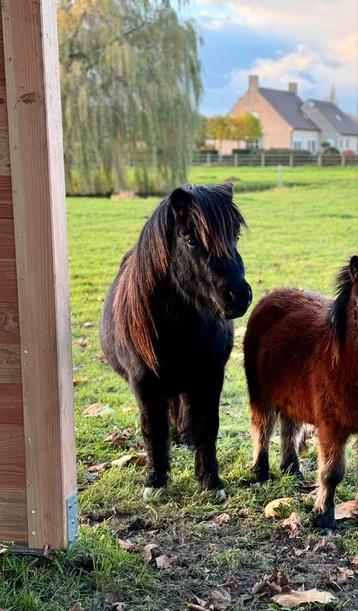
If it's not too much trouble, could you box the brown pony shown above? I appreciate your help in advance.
[244,256,358,529]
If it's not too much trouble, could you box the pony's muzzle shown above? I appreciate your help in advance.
[222,281,252,318]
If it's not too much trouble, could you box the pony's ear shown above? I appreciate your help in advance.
[349,255,358,281]
[221,182,233,198]
[170,186,192,215]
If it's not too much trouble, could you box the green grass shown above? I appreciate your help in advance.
[1,166,357,610]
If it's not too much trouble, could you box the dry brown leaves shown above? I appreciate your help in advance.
[281,511,302,538]
[252,568,290,597]
[252,568,336,608]
[117,539,162,565]
[272,589,336,608]
[264,497,293,518]
[325,566,354,588]
[87,462,111,473]
[105,429,133,448]
[111,452,147,468]
[335,500,358,520]
[83,403,113,417]
[73,375,90,385]
[77,337,90,348]
[155,554,179,569]
[188,584,232,610]
[69,604,84,611]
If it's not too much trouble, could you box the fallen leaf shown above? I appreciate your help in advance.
[105,430,132,447]
[87,462,110,473]
[0,546,7,555]
[69,604,84,611]
[73,375,90,385]
[252,568,290,597]
[264,497,293,518]
[209,585,231,610]
[282,512,302,538]
[212,513,230,525]
[188,596,210,610]
[111,452,147,468]
[335,500,358,520]
[155,554,179,569]
[117,538,140,553]
[83,403,114,417]
[112,604,126,611]
[272,588,336,608]
[143,543,159,562]
[325,566,353,587]
[78,337,90,348]
[351,555,358,573]
[83,322,92,328]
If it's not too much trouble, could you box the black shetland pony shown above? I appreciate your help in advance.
[244,256,358,529]
[101,184,252,499]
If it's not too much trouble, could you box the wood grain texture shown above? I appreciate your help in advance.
[0,219,15,258]
[0,302,19,344]
[0,260,17,302]
[0,488,27,541]
[0,343,21,383]
[0,383,23,424]
[0,175,12,218]
[2,0,76,549]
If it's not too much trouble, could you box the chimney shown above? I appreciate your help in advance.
[288,82,298,94]
[249,75,259,91]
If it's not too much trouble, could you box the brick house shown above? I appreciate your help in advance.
[226,74,358,153]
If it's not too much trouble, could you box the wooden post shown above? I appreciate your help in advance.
[0,0,76,549]
[260,152,265,167]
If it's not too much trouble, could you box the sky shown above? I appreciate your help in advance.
[178,0,358,117]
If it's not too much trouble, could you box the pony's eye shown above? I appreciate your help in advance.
[186,236,197,247]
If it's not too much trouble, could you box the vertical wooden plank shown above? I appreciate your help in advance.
[1,0,76,549]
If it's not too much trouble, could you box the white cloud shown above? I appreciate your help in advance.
[194,0,358,113]
[227,42,357,101]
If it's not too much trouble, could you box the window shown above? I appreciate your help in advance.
[293,137,302,150]
[346,138,350,149]
[307,139,316,153]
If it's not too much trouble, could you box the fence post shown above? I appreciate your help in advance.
[317,153,322,167]
[206,152,211,167]
[218,153,222,165]
[260,151,265,167]
[234,153,238,167]
[341,153,345,167]
[289,152,293,168]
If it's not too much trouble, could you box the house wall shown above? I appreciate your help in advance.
[301,102,358,151]
[229,89,292,149]
[291,129,320,152]
[337,135,358,153]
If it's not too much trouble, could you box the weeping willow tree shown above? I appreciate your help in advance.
[58,0,202,194]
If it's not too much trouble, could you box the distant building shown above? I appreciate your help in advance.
[226,75,358,154]
[301,99,358,153]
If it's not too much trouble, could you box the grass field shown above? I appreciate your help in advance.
[1,166,357,610]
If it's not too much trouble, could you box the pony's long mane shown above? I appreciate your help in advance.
[330,263,353,346]
[113,184,246,371]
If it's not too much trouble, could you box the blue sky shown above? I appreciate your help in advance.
[178,0,358,117]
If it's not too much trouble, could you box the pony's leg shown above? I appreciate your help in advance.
[313,426,348,529]
[251,403,276,483]
[188,383,224,496]
[279,414,303,478]
[169,394,193,448]
[132,376,169,497]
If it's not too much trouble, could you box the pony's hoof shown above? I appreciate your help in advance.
[216,489,227,502]
[143,487,157,501]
